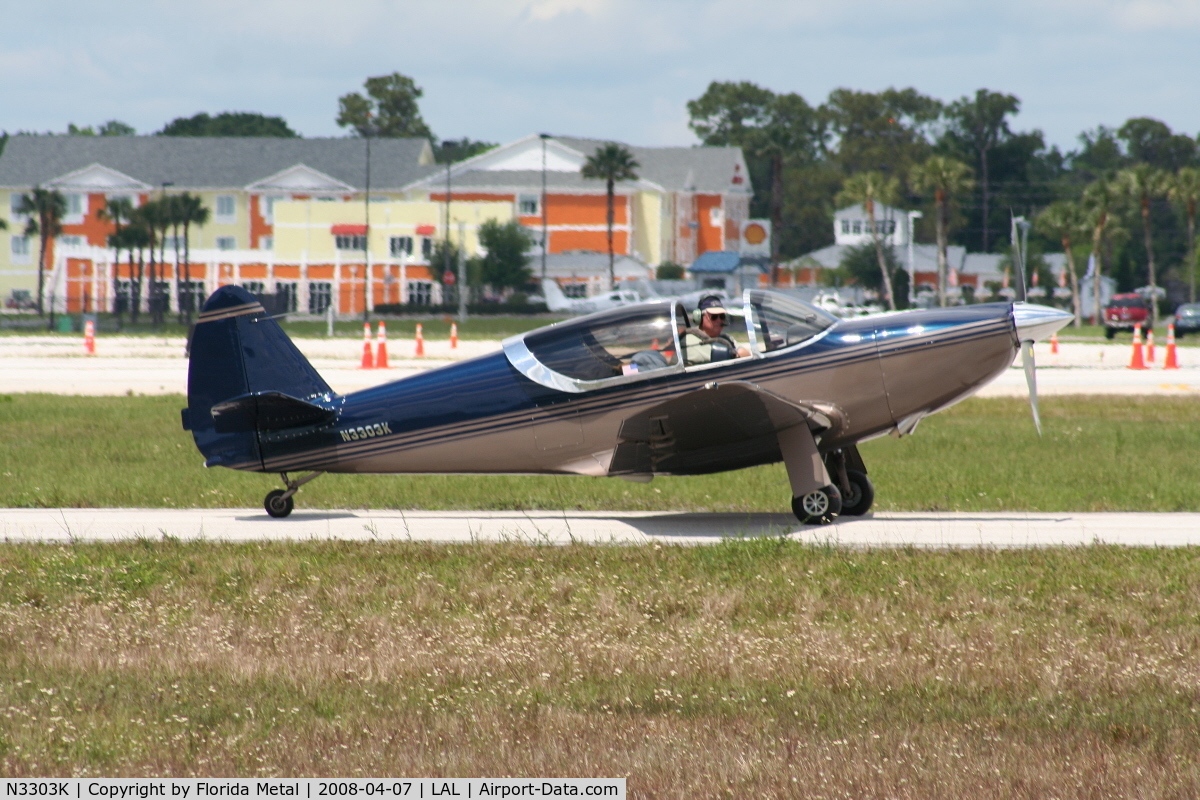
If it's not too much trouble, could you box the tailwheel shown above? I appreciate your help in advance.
[263,471,324,519]
[264,489,294,518]
[839,469,875,517]
[792,484,842,525]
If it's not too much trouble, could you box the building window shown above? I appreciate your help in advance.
[215,195,236,222]
[59,235,84,247]
[407,281,433,306]
[336,234,367,251]
[259,236,274,250]
[114,279,132,313]
[179,280,206,313]
[563,283,588,299]
[262,196,278,223]
[518,194,539,215]
[242,281,266,295]
[276,282,299,312]
[216,236,237,251]
[62,193,85,222]
[10,235,31,263]
[421,237,433,259]
[149,280,171,315]
[852,220,862,234]
[390,236,414,257]
[840,220,850,234]
[10,193,27,218]
[309,281,332,314]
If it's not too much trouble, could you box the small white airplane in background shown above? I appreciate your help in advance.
[541,279,643,315]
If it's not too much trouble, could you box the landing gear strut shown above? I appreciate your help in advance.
[824,447,874,517]
[263,471,324,518]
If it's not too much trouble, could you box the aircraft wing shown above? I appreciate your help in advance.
[608,380,846,476]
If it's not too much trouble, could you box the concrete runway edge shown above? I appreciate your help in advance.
[3,508,1200,548]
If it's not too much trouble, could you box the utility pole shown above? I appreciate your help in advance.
[363,120,373,323]
[540,133,551,281]
[457,220,467,323]
[906,210,922,307]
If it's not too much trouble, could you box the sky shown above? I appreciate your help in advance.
[3,0,1200,154]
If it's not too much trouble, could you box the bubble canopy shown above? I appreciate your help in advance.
[503,291,838,393]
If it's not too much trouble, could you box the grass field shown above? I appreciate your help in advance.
[3,394,1200,793]
[1,394,1197,513]
[2,538,1199,795]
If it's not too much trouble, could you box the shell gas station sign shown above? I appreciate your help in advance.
[740,219,771,256]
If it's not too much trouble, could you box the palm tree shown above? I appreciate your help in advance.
[1169,167,1200,302]
[1117,164,1170,323]
[99,197,135,322]
[17,187,67,318]
[177,193,210,324]
[120,219,152,324]
[1036,201,1089,327]
[837,171,901,310]
[581,143,640,289]
[910,156,974,307]
[1081,179,1117,325]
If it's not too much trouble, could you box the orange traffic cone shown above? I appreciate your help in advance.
[1164,323,1179,370]
[1049,332,1058,355]
[1146,329,1156,363]
[450,322,458,350]
[1128,323,1147,370]
[415,322,425,358]
[84,319,96,356]
[360,322,375,369]
[375,321,390,369]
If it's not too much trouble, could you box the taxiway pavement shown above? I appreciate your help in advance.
[3,508,1199,548]
[2,335,1199,396]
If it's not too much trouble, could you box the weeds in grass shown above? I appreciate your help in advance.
[2,540,1199,796]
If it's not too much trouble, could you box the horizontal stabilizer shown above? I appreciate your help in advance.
[211,391,336,433]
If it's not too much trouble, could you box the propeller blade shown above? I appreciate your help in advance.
[1021,339,1041,436]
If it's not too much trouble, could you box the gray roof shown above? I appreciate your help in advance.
[444,169,655,192]
[0,135,436,190]
[555,136,749,194]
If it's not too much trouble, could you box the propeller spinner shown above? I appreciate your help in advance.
[1013,302,1073,435]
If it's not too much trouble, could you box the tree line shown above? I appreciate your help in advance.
[687,82,1200,322]
[14,72,1200,323]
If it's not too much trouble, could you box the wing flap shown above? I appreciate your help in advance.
[611,381,845,476]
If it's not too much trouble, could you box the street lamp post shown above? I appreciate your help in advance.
[539,134,551,281]
[906,210,922,307]
[363,118,374,323]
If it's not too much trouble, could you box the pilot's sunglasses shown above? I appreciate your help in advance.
[706,313,727,322]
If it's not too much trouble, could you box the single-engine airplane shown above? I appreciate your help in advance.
[540,278,644,315]
[182,286,1071,524]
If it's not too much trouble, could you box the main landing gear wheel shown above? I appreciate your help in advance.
[839,469,875,517]
[264,489,294,518]
[792,484,842,525]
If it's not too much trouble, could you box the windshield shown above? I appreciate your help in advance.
[744,290,838,354]
[520,302,680,382]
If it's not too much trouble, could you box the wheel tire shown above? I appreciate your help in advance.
[792,484,842,525]
[1104,327,1115,340]
[839,469,875,516]
[264,489,294,518]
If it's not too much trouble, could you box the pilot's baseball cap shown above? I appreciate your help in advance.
[697,295,727,316]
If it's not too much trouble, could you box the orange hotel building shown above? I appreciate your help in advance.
[0,134,751,315]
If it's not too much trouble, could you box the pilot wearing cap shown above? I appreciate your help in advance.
[682,295,750,365]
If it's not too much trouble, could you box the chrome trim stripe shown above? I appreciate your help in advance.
[197,302,265,324]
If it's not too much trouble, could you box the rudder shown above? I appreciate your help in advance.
[183,286,336,470]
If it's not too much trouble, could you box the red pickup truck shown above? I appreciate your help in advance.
[1103,294,1151,339]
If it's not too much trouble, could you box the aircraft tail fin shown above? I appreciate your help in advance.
[541,278,572,312]
[183,285,336,469]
